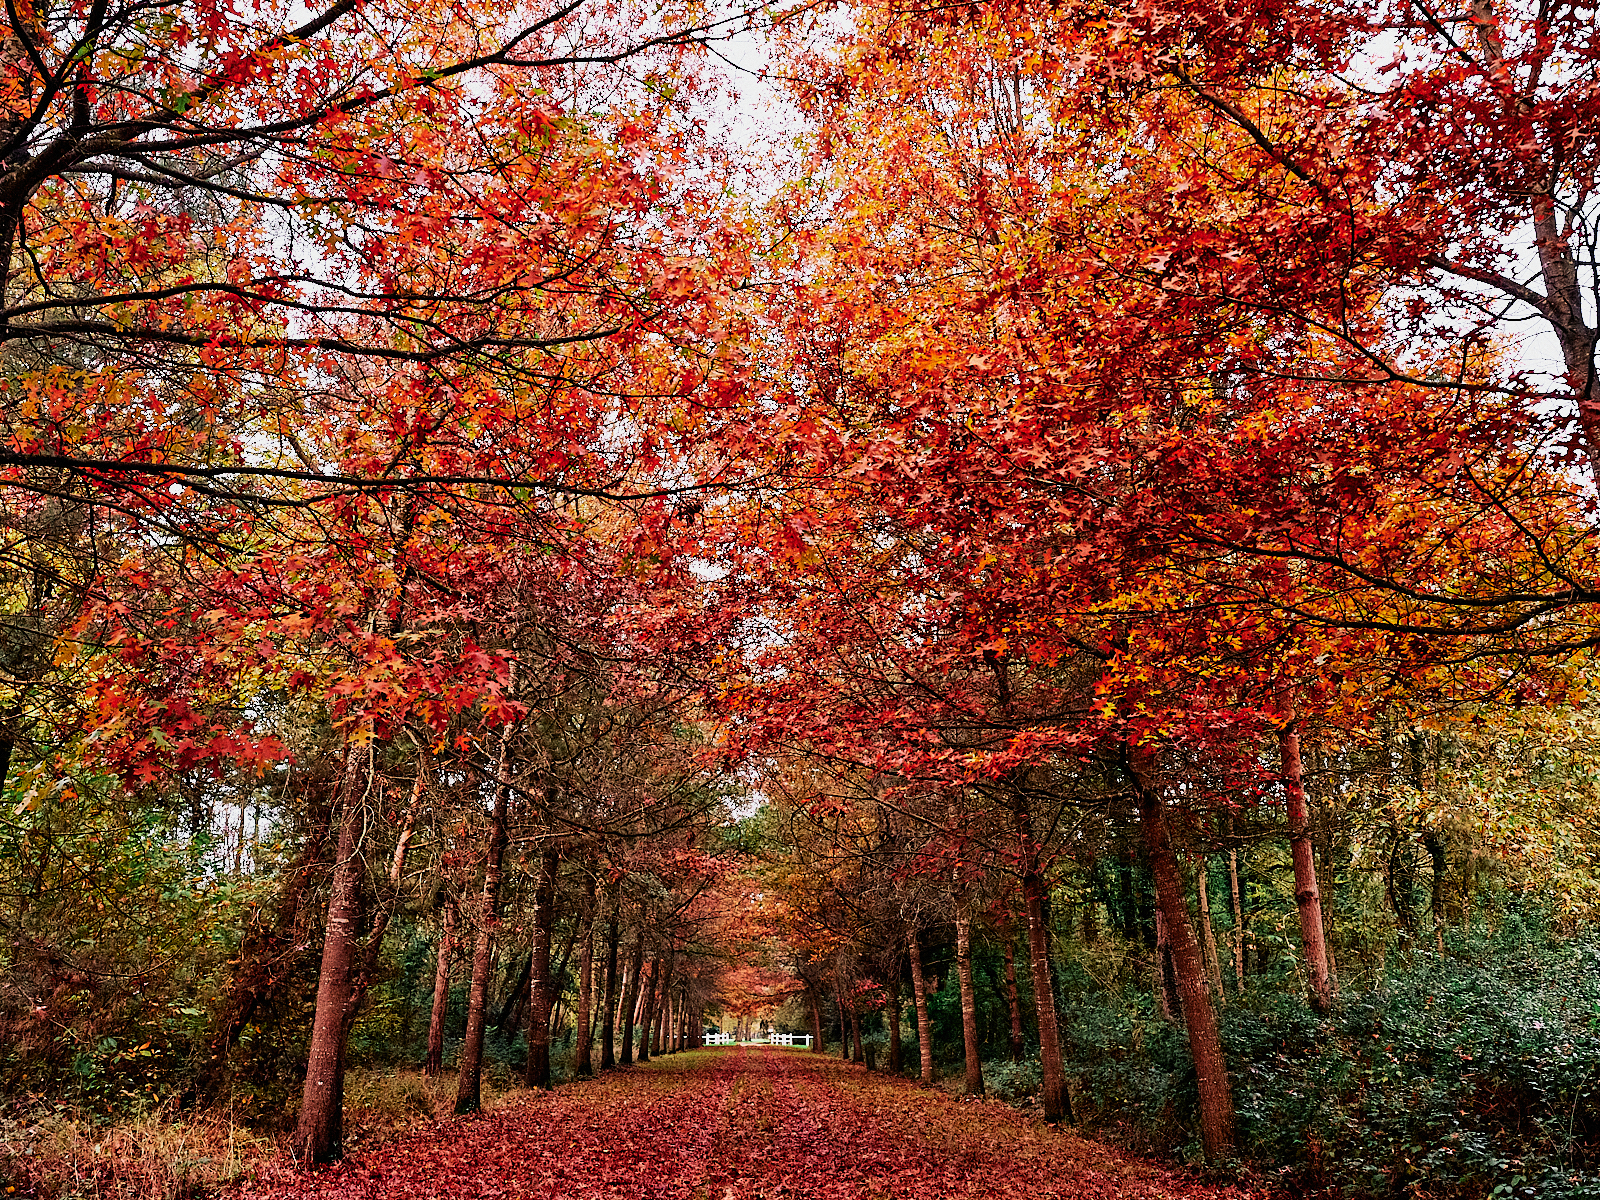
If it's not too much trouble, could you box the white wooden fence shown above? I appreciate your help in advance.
[703,1032,813,1048]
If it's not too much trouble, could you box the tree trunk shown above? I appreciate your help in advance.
[1196,855,1225,999]
[424,900,456,1075]
[1281,713,1334,1011]
[621,930,645,1065]
[523,846,561,1087]
[835,965,851,1061]
[1021,865,1069,1122]
[850,995,863,1064]
[887,971,902,1072]
[1116,855,1139,941]
[809,983,824,1054]
[600,885,621,1069]
[637,945,660,1063]
[1424,830,1447,952]
[573,872,598,1078]
[955,902,985,1096]
[1227,837,1246,993]
[454,737,514,1116]
[907,930,934,1086]
[1129,746,1236,1160]
[1004,934,1023,1063]
[495,955,533,1035]
[1154,907,1181,1020]
[293,749,370,1164]
[655,947,675,1055]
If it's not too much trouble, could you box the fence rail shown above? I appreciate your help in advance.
[703,1032,813,1048]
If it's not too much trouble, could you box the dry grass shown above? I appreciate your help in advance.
[0,1067,514,1199]
[0,1105,272,1199]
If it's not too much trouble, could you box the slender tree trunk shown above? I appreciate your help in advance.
[293,748,370,1164]
[888,972,902,1072]
[523,846,561,1087]
[835,965,851,1061]
[547,916,578,1044]
[621,931,645,1065]
[1004,934,1023,1063]
[454,736,515,1116]
[1129,746,1236,1160]
[600,886,621,1069]
[1021,865,1069,1122]
[655,947,675,1054]
[955,902,985,1096]
[907,930,934,1086]
[850,996,863,1064]
[637,946,660,1063]
[424,900,456,1075]
[809,984,824,1054]
[1009,790,1070,1124]
[1423,829,1447,953]
[1281,712,1334,1011]
[1227,838,1246,993]
[494,956,532,1035]
[1196,855,1225,999]
[573,873,598,1078]
[1116,856,1139,941]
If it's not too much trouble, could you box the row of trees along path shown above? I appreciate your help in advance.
[232,1047,1250,1200]
[4,0,1600,1186]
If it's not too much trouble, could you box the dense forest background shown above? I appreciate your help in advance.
[3,0,1600,1194]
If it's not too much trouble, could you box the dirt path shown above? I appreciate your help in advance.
[234,1048,1250,1199]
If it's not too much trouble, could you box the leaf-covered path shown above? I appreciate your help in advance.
[234,1047,1253,1199]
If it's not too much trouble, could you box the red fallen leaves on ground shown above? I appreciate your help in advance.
[230,1047,1264,1200]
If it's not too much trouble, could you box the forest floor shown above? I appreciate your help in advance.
[228,1046,1257,1200]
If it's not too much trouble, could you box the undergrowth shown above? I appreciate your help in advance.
[1043,918,1600,1199]
[0,1068,515,1200]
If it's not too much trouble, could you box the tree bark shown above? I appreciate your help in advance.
[1226,834,1246,993]
[621,930,645,1064]
[424,899,456,1075]
[1196,855,1225,999]
[454,736,514,1115]
[600,884,621,1069]
[887,971,902,1072]
[835,964,851,1061]
[636,945,660,1063]
[293,749,370,1164]
[1011,793,1069,1123]
[849,993,863,1064]
[1004,933,1024,1063]
[495,955,533,1036]
[907,930,934,1086]
[1424,830,1447,953]
[1155,907,1180,1020]
[655,946,675,1055]
[1128,746,1236,1160]
[1281,711,1334,1012]
[955,902,985,1096]
[573,871,598,1078]
[523,846,561,1087]
[809,982,824,1054]
[1021,865,1068,1122]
